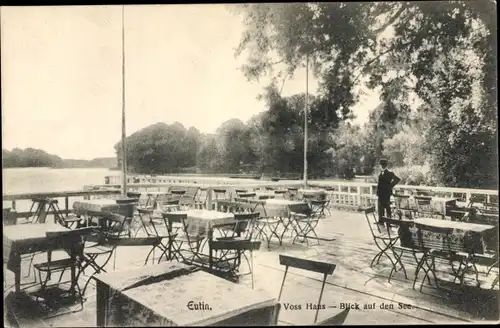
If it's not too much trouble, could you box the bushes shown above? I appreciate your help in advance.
[371,165,438,187]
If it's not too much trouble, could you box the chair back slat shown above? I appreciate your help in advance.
[314,308,350,326]
[46,227,95,253]
[210,240,261,251]
[216,200,234,212]
[288,203,312,216]
[234,212,260,239]
[163,212,187,226]
[115,201,137,218]
[363,207,386,236]
[3,208,17,226]
[178,187,200,207]
[279,255,336,275]
[415,224,478,254]
[106,236,161,246]
[239,192,257,198]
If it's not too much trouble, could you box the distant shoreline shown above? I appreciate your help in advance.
[3,166,115,170]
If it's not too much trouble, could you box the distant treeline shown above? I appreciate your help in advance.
[2,148,117,169]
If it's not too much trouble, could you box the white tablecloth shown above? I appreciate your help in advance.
[73,199,119,215]
[264,199,305,218]
[173,210,235,237]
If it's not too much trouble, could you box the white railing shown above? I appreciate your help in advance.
[101,174,498,211]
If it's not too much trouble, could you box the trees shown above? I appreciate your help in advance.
[233,1,497,188]
[2,148,63,168]
[115,122,200,174]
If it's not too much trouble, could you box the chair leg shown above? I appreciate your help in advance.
[277,266,288,302]
[251,251,255,290]
[314,273,328,324]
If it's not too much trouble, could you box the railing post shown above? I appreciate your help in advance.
[207,187,213,210]
[12,200,16,211]
[465,191,471,205]
[356,186,361,209]
[65,196,69,214]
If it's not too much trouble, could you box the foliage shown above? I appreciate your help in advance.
[382,124,426,167]
[112,2,496,189]
[3,148,63,168]
[233,1,497,189]
[327,123,363,178]
[369,165,437,187]
[114,122,201,174]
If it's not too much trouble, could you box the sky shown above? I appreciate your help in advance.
[1,5,381,160]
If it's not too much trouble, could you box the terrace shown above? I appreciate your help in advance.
[3,184,499,327]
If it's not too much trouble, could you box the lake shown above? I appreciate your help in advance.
[3,167,113,212]
[3,167,113,194]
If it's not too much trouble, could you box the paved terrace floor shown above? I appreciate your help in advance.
[4,209,499,327]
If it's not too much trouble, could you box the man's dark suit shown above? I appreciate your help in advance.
[376,169,401,221]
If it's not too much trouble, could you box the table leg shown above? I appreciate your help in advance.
[12,253,21,293]
[96,280,109,327]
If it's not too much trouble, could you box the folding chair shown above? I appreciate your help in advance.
[194,187,209,209]
[136,207,170,265]
[310,199,330,217]
[380,217,424,283]
[32,227,95,311]
[238,192,257,201]
[160,199,182,213]
[413,196,434,218]
[214,212,260,276]
[289,203,320,246]
[274,190,287,199]
[215,212,259,239]
[3,208,17,226]
[492,273,499,290]
[277,255,339,324]
[20,197,51,224]
[161,212,204,263]
[363,207,402,276]
[234,189,248,197]
[287,187,299,201]
[213,188,230,210]
[253,203,282,249]
[313,307,350,326]
[79,212,132,294]
[209,240,261,288]
[413,224,479,291]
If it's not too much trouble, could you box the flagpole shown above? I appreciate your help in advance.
[121,5,128,196]
[303,54,309,188]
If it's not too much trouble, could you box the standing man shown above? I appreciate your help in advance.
[376,159,401,222]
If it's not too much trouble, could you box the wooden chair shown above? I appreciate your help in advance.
[33,227,95,310]
[213,188,230,210]
[209,240,261,288]
[362,206,402,278]
[214,212,261,279]
[287,187,299,201]
[3,208,17,226]
[234,188,248,197]
[238,192,257,201]
[162,212,204,263]
[194,187,209,209]
[179,187,200,210]
[274,190,287,199]
[289,203,320,246]
[413,196,434,218]
[381,217,425,283]
[253,204,282,249]
[313,308,350,326]
[136,207,170,265]
[413,224,480,291]
[310,199,330,217]
[278,255,348,324]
